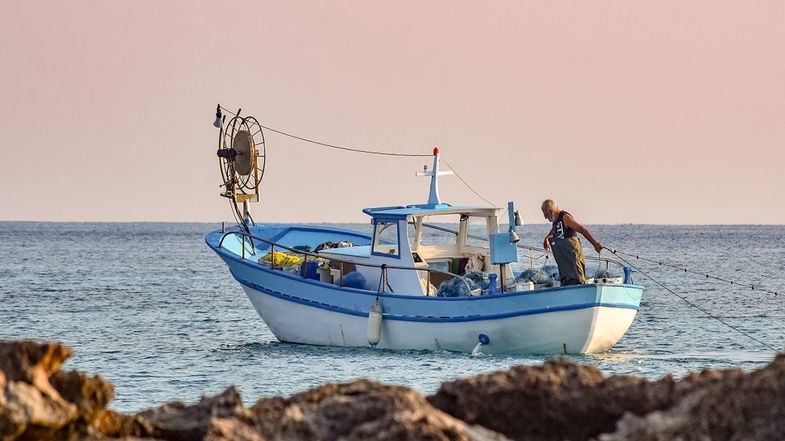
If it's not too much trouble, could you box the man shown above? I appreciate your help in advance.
[541,199,603,286]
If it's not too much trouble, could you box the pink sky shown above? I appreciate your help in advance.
[1,1,784,224]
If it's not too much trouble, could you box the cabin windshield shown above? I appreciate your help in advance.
[416,216,458,247]
[466,216,489,247]
[372,221,399,256]
[409,213,495,276]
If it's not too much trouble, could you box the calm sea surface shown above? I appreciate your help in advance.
[1,222,784,412]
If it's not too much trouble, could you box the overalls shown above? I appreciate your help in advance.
[550,211,586,286]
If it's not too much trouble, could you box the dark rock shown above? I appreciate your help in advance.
[0,341,78,441]
[600,354,785,441]
[0,341,125,441]
[132,386,261,441]
[250,379,510,441]
[0,341,72,400]
[50,371,114,422]
[4,340,785,441]
[428,358,684,441]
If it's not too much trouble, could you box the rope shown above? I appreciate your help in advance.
[607,248,780,352]
[441,159,498,207]
[217,105,513,212]
[219,106,431,158]
[608,248,779,297]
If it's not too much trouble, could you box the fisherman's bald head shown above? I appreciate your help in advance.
[542,199,559,221]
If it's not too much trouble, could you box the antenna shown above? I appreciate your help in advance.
[415,147,453,205]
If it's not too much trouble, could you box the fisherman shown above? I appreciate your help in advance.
[541,199,603,286]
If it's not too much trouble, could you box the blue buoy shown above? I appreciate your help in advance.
[472,333,491,356]
[341,271,367,289]
[487,274,498,295]
[623,267,633,284]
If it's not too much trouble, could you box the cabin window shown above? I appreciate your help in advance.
[373,221,399,256]
[418,215,460,247]
[466,216,490,248]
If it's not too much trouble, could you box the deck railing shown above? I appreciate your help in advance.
[217,230,468,295]
[218,224,629,296]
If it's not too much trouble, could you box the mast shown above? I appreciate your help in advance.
[416,147,453,205]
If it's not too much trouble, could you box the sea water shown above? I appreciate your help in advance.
[1,222,784,412]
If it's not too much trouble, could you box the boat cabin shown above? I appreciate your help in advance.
[317,203,514,296]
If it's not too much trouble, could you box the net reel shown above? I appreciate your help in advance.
[214,105,266,222]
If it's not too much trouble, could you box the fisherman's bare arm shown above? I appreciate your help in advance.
[543,232,554,250]
[562,213,603,253]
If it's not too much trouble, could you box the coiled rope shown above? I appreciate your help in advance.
[606,247,780,352]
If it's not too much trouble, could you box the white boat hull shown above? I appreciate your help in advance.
[207,225,643,355]
[241,284,638,354]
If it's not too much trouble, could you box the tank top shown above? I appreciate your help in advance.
[551,211,577,240]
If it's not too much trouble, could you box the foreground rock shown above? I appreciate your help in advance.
[2,340,785,441]
[600,355,785,441]
[248,380,508,441]
[429,356,785,441]
[128,379,506,441]
[0,341,507,441]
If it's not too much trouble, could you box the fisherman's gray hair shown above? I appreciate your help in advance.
[541,199,558,211]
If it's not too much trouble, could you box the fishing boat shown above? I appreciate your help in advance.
[205,107,644,354]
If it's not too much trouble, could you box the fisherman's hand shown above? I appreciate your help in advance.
[543,238,551,250]
[593,242,603,253]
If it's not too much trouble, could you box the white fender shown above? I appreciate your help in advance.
[367,301,383,346]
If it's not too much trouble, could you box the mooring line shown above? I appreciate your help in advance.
[608,249,780,352]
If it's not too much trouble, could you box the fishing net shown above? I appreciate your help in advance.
[593,268,622,279]
[260,251,303,267]
[541,264,560,281]
[436,277,480,297]
[464,271,490,290]
[516,268,552,285]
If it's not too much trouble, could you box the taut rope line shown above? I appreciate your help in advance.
[608,248,779,297]
[441,159,498,207]
[607,248,780,352]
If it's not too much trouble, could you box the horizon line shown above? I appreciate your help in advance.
[1,219,784,227]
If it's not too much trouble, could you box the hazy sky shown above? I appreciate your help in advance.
[2,1,783,224]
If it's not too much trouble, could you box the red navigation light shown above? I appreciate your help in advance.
[433,147,439,155]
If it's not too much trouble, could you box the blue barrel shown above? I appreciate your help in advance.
[301,261,320,280]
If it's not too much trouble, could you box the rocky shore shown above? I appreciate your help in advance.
[1,341,783,441]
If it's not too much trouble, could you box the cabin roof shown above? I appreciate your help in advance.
[362,203,499,220]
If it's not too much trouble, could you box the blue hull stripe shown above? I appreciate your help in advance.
[233,274,640,324]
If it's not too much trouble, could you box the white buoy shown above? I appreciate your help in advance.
[367,301,383,346]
